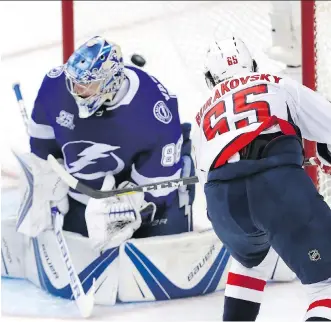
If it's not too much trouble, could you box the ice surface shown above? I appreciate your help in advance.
[2,276,306,321]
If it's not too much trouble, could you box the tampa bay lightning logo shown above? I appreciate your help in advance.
[153,101,172,124]
[62,141,125,180]
[47,65,64,78]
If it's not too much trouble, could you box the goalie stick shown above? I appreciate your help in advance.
[51,206,95,318]
[12,82,96,318]
[48,154,313,199]
[1,83,29,184]
[12,82,29,129]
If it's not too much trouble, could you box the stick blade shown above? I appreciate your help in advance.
[77,278,95,318]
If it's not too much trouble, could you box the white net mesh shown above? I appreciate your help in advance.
[315,2,331,205]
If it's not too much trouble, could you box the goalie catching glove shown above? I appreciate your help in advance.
[85,174,156,251]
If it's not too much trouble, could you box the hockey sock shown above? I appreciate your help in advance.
[305,299,331,321]
[223,296,260,321]
[223,272,266,321]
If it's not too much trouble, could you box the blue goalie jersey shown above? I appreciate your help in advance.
[28,65,194,237]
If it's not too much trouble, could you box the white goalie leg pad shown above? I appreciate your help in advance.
[1,216,26,278]
[27,230,120,305]
[118,229,231,302]
[4,226,120,305]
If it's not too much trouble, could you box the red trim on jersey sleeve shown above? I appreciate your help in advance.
[308,299,331,311]
[227,272,267,292]
[213,116,297,168]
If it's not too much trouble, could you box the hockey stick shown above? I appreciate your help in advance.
[51,206,95,318]
[48,154,313,199]
[48,154,199,198]
[13,82,95,318]
[1,83,28,184]
[13,82,29,129]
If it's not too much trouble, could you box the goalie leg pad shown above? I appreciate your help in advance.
[118,229,231,302]
[1,216,26,279]
[29,230,120,305]
[3,225,120,305]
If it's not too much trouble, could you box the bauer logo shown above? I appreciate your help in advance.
[47,65,64,78]
[153,101,172,124]
[187,244,216,282]
[42,244,59,279]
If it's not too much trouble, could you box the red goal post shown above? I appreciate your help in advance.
[301,0,317,189]
[301,1,331,195]
[62,0,74,63]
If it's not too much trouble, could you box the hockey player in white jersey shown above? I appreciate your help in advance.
[193,36,331,321]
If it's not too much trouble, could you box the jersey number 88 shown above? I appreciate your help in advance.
[161,136,183,167]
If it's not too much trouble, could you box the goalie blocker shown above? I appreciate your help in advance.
[1,215,295,304]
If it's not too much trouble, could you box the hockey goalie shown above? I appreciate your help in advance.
[1,36,295,313]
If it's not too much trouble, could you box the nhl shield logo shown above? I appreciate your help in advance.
[308,249,321,261]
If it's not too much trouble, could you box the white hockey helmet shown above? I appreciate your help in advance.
[204,36,258,90]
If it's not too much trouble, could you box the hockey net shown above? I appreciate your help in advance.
[2,1,331,206]
[311,2,331,204]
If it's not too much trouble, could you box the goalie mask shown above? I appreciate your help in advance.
[204,36,258,90]
[64,36,125,118]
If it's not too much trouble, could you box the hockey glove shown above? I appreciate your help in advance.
[85,174,156,251]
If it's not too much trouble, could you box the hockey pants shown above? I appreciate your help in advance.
[205,135,331,284]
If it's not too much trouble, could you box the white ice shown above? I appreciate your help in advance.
[1,1,306,321]
[2,277,306,322]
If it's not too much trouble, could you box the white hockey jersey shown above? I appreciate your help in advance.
[192,72,331,177]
